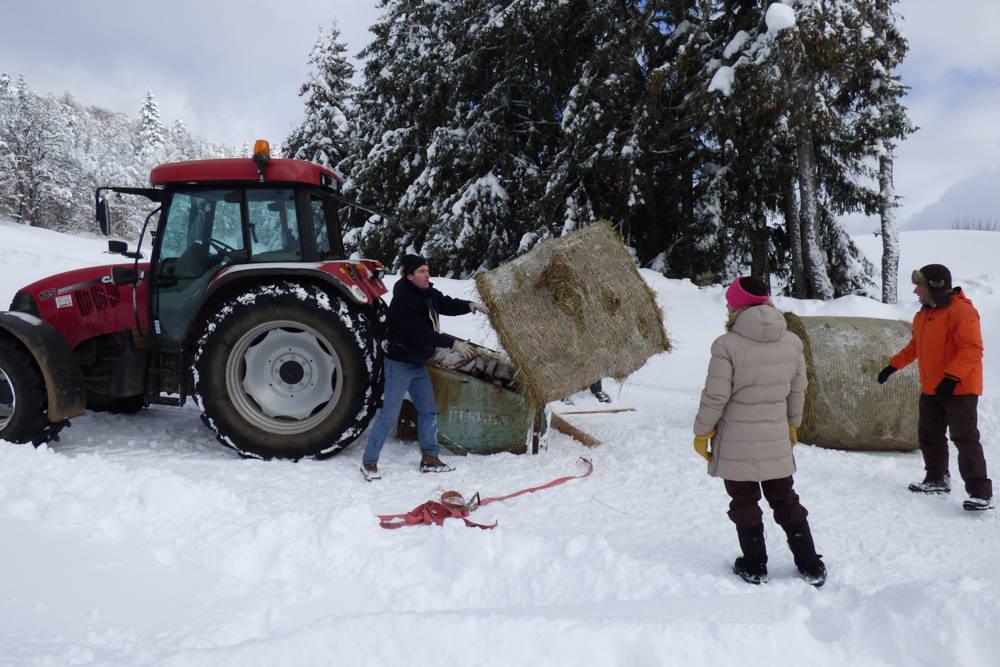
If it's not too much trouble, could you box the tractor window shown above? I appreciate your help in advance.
[248,189,301,262]
[153,190,244,342]
[311,195,343,260]
[158,190,244,267]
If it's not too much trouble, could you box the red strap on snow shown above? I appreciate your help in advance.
[477,457,593,508]
[377,457,593,530]
[378,490,497,530]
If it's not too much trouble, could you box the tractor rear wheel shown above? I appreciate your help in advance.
[0,336,64,446]
[193,282,381,460]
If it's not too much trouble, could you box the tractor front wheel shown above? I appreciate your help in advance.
[193,283,381,460]
[0,336,65,446]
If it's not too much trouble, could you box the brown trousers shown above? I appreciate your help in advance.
[918,394,992,498]
[724,476,808,528]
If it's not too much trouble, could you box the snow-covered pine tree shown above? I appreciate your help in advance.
[136,89,165,159]
[805,0,912,298]
[418,0,602,276]
[34,92,83,231]
[1,77,233,238]
[84,102,153,237]
[342,0,464,269]
[340,0,911,289]
[169,118,193,160]
[522,0,638,244]
[0,75,36,224]
[705,0,910,299]
[283,23,355,171]
[536,0,720,280]
[835,0,913,303]
[348,0,723,277]
[0,74,14,218]
[819,203,878,298]
[700,0,794,287]
[641,1,745,283]
[709,2,836,298]
[0,76,75,228]
[346,0,581,276]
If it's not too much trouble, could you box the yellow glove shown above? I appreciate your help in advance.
[789,426,798,446]
[694,430,716,462]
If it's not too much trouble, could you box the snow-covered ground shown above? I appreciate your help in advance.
[1,219,998,666]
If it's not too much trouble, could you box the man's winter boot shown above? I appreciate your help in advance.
[908,474,951,495]
[783,520,827,587]
[734,524,769,584]
[420,453,454,473]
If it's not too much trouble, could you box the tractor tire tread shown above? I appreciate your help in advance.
[0,335,68,446]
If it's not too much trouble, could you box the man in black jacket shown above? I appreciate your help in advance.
[361,254,486,480]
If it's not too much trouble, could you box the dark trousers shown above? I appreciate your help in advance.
[918,393,992,498]
[724,476,808,528]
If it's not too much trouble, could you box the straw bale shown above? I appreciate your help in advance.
[475,221,670,406]
[783,313,919,451]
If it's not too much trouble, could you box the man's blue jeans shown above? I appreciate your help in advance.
[362,358,439,465]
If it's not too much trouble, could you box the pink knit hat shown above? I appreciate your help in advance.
[725,276,770,310]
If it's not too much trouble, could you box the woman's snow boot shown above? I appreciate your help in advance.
[734,524,769,584]
[783,520,827,587]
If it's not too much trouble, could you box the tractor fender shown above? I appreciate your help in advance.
[181,265,388,349]
[0,312,87,422]
[203,264,382,307]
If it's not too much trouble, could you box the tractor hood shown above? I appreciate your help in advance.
[13,263,150,350]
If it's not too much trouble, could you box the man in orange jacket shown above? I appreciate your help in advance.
[878,264,993,511]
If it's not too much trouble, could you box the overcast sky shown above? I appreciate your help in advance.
[2,0,998,234]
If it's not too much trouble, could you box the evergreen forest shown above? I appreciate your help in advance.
[0,77,233,239]
[1,0,914,301]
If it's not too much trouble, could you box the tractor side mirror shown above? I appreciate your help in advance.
[111,266,139,286]
[107,240,144,259]
[97,198,111,235]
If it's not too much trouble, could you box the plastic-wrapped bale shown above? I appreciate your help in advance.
[783,313,919,451]
[474,221,671,407]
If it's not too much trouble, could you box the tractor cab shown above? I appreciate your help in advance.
[100,141,384,347]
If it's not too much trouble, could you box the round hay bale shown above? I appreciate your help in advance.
[782,313,919,451]
[475,221,670,407]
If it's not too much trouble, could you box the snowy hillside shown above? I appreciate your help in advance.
[1,219,998,666]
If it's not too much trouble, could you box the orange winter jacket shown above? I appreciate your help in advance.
[890,288,984,396]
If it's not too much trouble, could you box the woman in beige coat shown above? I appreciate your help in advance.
[693,276,826,586]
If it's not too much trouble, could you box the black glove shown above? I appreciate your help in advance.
[935,376,959,398]
[877,366,897,384]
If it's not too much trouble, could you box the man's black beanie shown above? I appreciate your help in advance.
[401,254,428,277]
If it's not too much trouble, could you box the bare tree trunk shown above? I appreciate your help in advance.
[750,211,770,285]
[879,153,898,304]
[784,173,807,298]
[796,132,833,300]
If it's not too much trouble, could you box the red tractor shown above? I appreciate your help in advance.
[0,141,390,460]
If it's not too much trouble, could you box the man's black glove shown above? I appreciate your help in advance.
[935,376,959,398]
[877,366,897,384]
